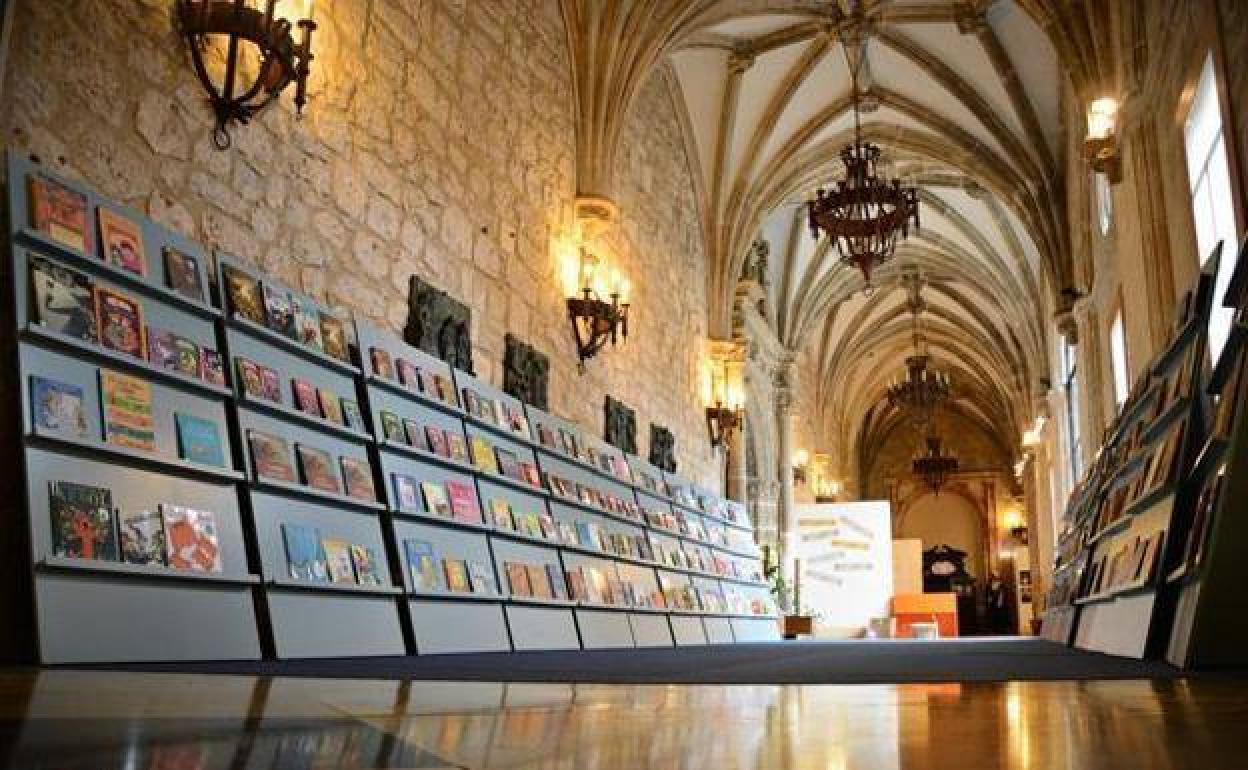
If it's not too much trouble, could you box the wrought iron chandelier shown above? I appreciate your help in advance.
[886,275,949,427]
[914,435,958,494]
[807,7,919,288]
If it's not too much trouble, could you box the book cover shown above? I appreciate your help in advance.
[172,335,200,378]
[175,412,225,467]
[505,562,531,596]
[432,373,455,404]
[318,389,344,424]
[30,256,97,342]
[49,481,117,560]
[446,480,480,523]
[537,424,556,448]
[470,435,498,473]
[396,359,420,389]
[163,246,204,301]
[350,544,382,586]
[402,418,425,449]
[262,283,297,339]
[469,561,497,595]
[94,286,146,359]
[519,512,541,538]
[418,369,440,397]
[97,208,147,276]
[527,564,553,599]
[223,265,265,324]
[147,328,178,371]
[392,473,420,510]
[404,539,440,590]
[319,312,349,361]
[566,567,587,600]
[340,456,376,502]
[370,346,394,379]
[30,376,88,438]
[291,294,323,349]
[421,481,451,517]
[236,357,265,400]
[380,411,404,442]
[297,444,341,494]
[443,559,471,592]
[538,514,557,540]
[341,399,366,432]
[119,508,166,566]
[259,365,282,403]
[322,538,355,583]
[99,369,155,451]
[292,379,320,415]
[248,429,295,482]
[495,447,520,479]
[557,521,577,544]
[489,498,514,529]
[461,388,481,417]
[163,505,222,573]
[282,522,327,581]
[447,433,469,463]
[30,174,90,252]
[546,564,568,600]
[425,425,449,457]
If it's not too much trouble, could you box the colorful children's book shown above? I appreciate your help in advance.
[402,418,425,449]
[162,505,222,573]
[505,562,531,596]
[223,265,264,324]
[447,433,469,464]
[260,365,282,403]
[163,246,204,302]
[175,412,225,467]
[292,379,320,415]
[97,208,147,276]
[425,425,449,457]
[147,329,178,371]
[446,480,480,523]
[350,544,382,586]
[380,411,404,442]
[322,538,355,583]
[99,369,155,451]
[392,473,421,510]
[291,294,323,349]
[319,312,349,361]
[396,359,420,389]
[282,522,327,581]
[263,284,297,339]
[404,539,439,590]
[94,286,146,359]
[421,481,451,517]
[340,456,376,502]
[443,559,471,592]
[248,429,295,482]
[49,481,117,560]
[546,564,568,600]
[236,357,265,400]
[370,346,394,379]
[29,256,97,342]
[527,565,553,599]
[119,509,166,566]
[470,435,498,473]
[30,174,90,252]
[296,444,340,494]
[30,376,88,438]
[488,498,514,529]
[469,561,497,595]
[318,388,343,424]
[341,399,366,432]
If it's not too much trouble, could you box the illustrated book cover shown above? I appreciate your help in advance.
[94,286,146,359]
[263,284,297,339]
[396,359,420,389]
[392,473,421,510]
[248,429,296,482]
[30,376,88,438]
[296,444,341,494]
[350,544,382,586]
[282,522,327,581]
[370,346,394,379]
[322,538,355,583]
[340,456,376,502]
[443,559,471,592]
[291,294,324,350]
[162,505,222,573]
[404,539,440,590]
[260,365,282,403]
[470,435,498,473]
[527,564,552,599]
[319,312,349,361]
[488,498,514,529]
[318,388,343,424]
[223,265,265,324]
[97,208,146,276]
[236,357,265,401]
[341,399,366,432]
[421,481,451,517]
[163,246,204,301]
[49,481,117,561]
[29,256,97,342]
[30,173,90,252]
[119,508,166,566]
[175,412,226,467]
[292,379,320,416]
[99,369,155,451]
[445,480,480,523]
[505,562,531,597]
[380,410,404,442]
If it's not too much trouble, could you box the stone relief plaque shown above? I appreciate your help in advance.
[603,396,637,455]
[503,334,550,410]
[649,423,676,473]
[404,275,474,374]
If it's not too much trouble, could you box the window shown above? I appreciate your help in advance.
[1110,308,1130,409]
[1060,338,1082,482]
[1185,54,1240,361]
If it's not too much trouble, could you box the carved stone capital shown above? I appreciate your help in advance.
[728,46,756,75]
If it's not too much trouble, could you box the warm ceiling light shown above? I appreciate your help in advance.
[1084,97,1121,183]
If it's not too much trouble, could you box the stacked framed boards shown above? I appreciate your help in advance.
[1041,245,1221,659]
[5,151,776,663]
[1166,235,1248,668]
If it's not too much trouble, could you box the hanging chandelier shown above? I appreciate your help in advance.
[886,274,949,426]
[914,435,958,494]
[807,8,919,288]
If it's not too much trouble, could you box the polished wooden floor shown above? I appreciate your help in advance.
[0,669,1244,768]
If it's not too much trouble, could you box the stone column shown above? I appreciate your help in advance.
[775,381,797,579]
[725,423,748,503]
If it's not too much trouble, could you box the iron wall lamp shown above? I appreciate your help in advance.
[565,248,630,371]
[792,449,810,484]
[705,401,744,450]
[1084,97,1122,183]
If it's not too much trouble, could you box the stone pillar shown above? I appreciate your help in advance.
[776,382,797,577]
[725,424,748,503]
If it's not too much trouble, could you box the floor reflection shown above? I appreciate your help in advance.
[0,671,1243,769]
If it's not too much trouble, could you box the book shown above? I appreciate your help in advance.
[461,388,481,417]
[470,435,498,473]
[341,399,366,432]
[418,369,440,398]
[488,498,514,529]
[425,425,449,457]
[163,505,222,573]
[291,294,323,349]
[380,410,404,442]
[94,286,146,359]
[175,412,225,467]
[260,365,282,403]
[402,418,425,449]
[404,539,440,590]
[565,566,587,600]
[392,473,420,510]
[323,538,355,583]
[29,256,97,342]
[49,481,117,560]
[505,562,531,596]
[248,429,295,482]
[172,336,201,378]
[396,359,420,389]
[370,347,394,379]
[495,447,520,479]
[446,480,479,523]
[319,312,349,361]
[297,444,340,494]
[447,433,469,463]
[519,463,542,488]
[546,564,568,599]
[282,522,327,581]
[30,376,88,438]
[527,564,552,599]
[97,208,146,276]
[30,174,90,252]
[469,561,497,595]
[223,265,264,324]
[318,389,344,424]
[421,481,451,517]
[118,508,166,566]
[147,329,178,371]
[163,246,204,302]
[292,379,320,415]
[262,284,297,339]
[99,369,155,451]
[351,544,382,586]
[444,559,471,592]
[236,358,264,400]
[341,456,376,501]
[433,373,455,404]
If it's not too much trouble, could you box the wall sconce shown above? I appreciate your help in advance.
[178,0,317,150]
[1003,507,1029,544]
[565,246,630,371]
[1084,97,1121,183]
[814,478,842,503]
[704,355,744,450]
[792,448,810,484]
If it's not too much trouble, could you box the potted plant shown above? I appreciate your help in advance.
[767,553,813,639]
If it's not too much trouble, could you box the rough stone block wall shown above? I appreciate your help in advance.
[1,0,719,485]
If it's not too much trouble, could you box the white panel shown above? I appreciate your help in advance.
[798,501,895,636]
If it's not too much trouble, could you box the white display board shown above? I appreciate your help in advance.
[797,501,894,636]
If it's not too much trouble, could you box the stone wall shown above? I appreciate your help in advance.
[861,409,1009,501]
[0,0,719,486]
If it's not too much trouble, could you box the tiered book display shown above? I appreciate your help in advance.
[7,153,261,663]
[1166,236,1248,668]
[1042,248,1219,659]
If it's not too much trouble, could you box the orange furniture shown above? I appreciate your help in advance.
[893,593,959,638]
